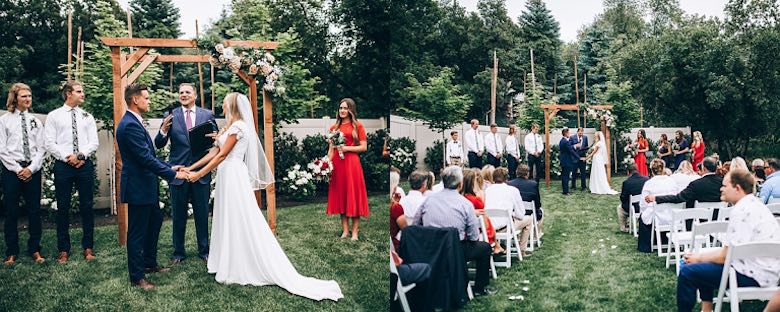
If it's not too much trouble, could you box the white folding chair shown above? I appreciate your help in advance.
[767,203,780,215]
[695,201,729,221]
[522,201,541,250]
[768,197,780,204]
[390,257,416,312]
[666,208,713,272]
[484,209,523,268]
[477,215,498,279]
[690,221,729,253]
[650,202,686,257]
[629,194,642,237]
[714,241,780,312]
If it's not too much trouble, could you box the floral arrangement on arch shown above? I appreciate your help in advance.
[586,107,616,129]
[207,43,285,94]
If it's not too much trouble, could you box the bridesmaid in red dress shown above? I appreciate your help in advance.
[691,131,705,173]
[460,169,504,255]
[327,98,369,241]
[634,129,649,176]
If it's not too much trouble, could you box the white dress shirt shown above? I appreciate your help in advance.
[445,140,464,164]
[44,104,99,162]
[0,110,46,173]
[669,173,700,193]
[160,106,198,136]
[464,128,484,154]
[484,183,526,229]
[524,132,544,156]
[724,195,780,287]
[400,190,426,224]
[484,132,503,157]
[639,175,678,225]
[505,134,519,159]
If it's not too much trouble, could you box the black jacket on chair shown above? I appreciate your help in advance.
[620,173,650,212]
[655,174,723,208]
[399,226,468,311]
[508,178,543,220]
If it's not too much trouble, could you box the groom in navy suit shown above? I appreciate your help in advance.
[154,83,216,265]
[117,83,187,290]
[558,128,579,195]
[569,128,588,191]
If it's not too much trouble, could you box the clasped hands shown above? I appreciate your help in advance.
[172,165,202,183]
[66,154,86,169]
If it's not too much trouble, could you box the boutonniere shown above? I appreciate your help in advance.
[81,112,90,119]
[30,119,38,130]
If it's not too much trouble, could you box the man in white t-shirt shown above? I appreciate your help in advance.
[677,169,780,312]
[400,170,428,224]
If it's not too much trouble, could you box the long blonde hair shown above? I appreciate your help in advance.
[730,157,748,172]
[6,83,31,112]
[676,160,696,175]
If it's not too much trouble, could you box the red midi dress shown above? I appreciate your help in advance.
[326,121,369,217]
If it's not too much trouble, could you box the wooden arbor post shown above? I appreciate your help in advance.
[101,37,280,245]
[540,104,613,188]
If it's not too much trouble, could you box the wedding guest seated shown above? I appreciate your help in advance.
[760,158,780,204]
[412,166,496,297]
[751,158,766,185]
[390,200,406,250]
[460,168,502,255]
[429,169,444,193]
[664,168,673,176]
[508,164,545,235]
[617,162,649,233]
[670,161,700,192]
[638,159,678,253]
[400,170,428,225]
[645,157,723,208]
[677,169,780,312]
[485,167,533,257]
[390,167,403,202]
[481,165,495,190]
[730,156,749,172]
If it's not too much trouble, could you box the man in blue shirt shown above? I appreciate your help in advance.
[760,158,780,204]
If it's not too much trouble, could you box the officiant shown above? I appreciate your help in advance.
[154,83,217,265]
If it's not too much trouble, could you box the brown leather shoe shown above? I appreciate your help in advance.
[145,267,171,274]
[32,252,45,264]
[57,251,69,264]
[83,249,96,261]
[131,278,155,290]
[3,255,16,266]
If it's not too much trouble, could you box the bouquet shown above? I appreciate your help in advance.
[326,129,346,159]
[624,142,638,158]
[307,156,333,182]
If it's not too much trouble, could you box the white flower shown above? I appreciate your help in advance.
[223,47,235,58]
[187,208,193,216]
[291,185,298,190]
[51,202,57,211]
[45,179,53,186]
[49,185,55,191]
[293,164,301,171]
[287,171,296,179]
[159,202,165,209]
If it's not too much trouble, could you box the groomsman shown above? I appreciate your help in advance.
[44,81,99,263]
[464,119,484,168]
[445,131,463,166]
[0,83,46,265]
[505,125,520,180]
[154,83,216,265]
[569,128,588,191]
[524,124,544,182]
[484,123,503,167]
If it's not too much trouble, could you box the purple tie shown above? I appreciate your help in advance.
[185,109,193,130]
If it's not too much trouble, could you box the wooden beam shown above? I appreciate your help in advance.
[196,20,206,108]
[224,40,279,50]
[490,50,497,125]
[120,48,150,77]
[544,109,551,188]
[67,13,72,81]
[154,54,211,63]
[101,37,198,48]
[262,90,277,235]
[126,55,158,85]
[111,46,127,246]
[540,104,613,110]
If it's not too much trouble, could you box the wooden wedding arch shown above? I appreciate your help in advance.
[542,104,614,188]
[100,37,279,245]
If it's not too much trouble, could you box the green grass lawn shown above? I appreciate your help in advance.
[0,196,389,311]
[407,176,766,312]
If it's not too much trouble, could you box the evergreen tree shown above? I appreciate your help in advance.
[517,0,561,86]
[129,0,182,39]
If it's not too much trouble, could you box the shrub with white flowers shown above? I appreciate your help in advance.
[281,164,316,200]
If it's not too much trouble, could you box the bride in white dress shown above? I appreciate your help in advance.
[184,92,343,301]
[584,131,618,195]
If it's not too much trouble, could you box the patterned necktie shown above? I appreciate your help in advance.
[533,134,538,153]
[71,108,79,154]
[185,109,193,130]
[494,133,498,152]
[20,112,31,161]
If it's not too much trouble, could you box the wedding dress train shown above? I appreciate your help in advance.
[589,140,618,195]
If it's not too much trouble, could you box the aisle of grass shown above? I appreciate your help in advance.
[0,196,388,311]
[459,176,763,311]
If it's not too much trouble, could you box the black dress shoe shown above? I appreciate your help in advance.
[473,287,498,297]
[169,258,184,266]
[200,255,208,263]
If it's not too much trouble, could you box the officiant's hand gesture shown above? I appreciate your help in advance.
[161,115,173,134]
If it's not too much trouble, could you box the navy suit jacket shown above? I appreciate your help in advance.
[117,113,177,205]
[154,107,216,186]
[620,173,650,212]
[507,178,543,219]
[558,137,578,169]
[569,134,589,158]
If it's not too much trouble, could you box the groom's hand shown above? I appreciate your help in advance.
[175,171,189,180]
